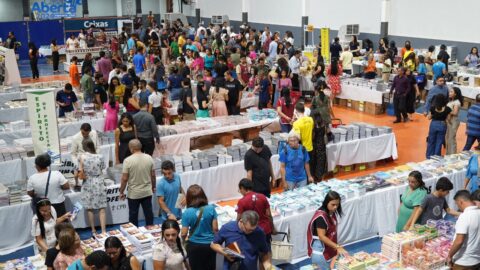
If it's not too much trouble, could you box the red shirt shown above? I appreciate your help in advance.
[236,192,272,235]
[276,96,298,124]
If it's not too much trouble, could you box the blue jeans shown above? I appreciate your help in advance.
[463,135,480,151]
[127,195,154,226]
[426,120,447,159]
[280,123,292,133]
[286,180,307,190]
[170,88,183,101]
[273,87,280,108]
[311,239,330,270]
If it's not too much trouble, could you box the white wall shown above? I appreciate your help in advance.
[389,0,480,43]
[308,0,382,34]
[0,0,25,22]
[88,0,117,17]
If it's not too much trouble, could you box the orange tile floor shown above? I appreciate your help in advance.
[218,105,468,206]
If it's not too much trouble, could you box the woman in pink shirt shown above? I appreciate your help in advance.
[191,51,205,77]
[103,94,119,132]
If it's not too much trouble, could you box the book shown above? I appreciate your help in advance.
[175,193,185,209]
[223,242,245,259]
[70,202,83,221]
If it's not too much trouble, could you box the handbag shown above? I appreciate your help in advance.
[185,207,204,249]
[31,170,52,210]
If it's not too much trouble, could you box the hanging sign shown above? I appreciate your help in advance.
[31,0,82,20]
[25,88,60,159]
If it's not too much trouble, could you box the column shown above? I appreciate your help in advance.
[301,0,308,49]
[116,0,122,17]
[195,0,201,26]
[242,0,248,25]
[380,0,391,37]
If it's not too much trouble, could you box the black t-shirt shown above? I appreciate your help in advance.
[45,247,60,268]
[197,83,208,110]
[244,146,273,193]
[150,31,159,41]
[179,66,191,79]
[330,42,342,58]
[214,63,228,78]
[182,87,195,114]
[312,216,328,236]
[224,79,243,105]
[160,34,169,48]
[430,106,451,121]
[94,83,108,104]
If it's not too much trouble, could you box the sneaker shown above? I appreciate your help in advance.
[393,120,402,124]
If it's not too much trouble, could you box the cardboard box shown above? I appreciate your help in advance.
[338,98,348,107]
[351,100,360,111]
[475,77,480,87]
[365,102,384,115]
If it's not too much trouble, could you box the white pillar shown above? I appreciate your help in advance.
[381,0,391,22]
[242,0,248,13]
[116,0,122,16]
[301,0,307,17]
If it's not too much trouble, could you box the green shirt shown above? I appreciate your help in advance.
[80,74,94,101]
[170,41,180,58]
[396,186,427,232]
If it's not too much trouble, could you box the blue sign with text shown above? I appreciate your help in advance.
[64,18,119,32]
[31,0,82,20]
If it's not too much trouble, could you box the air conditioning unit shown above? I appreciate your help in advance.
[211,15,229,25]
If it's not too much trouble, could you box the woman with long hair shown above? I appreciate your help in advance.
[310,110,328,182]
[465,47,479,68]
[307,191,347,270]
[396,171,427,232]
[51,39,60,73]
[349,36,360,57]
[123,87,140,115]
[426,94,451,158]
[209,77,229,117]
[180,185,218,270]
[276,87,297,133]
[311,81,334,126]
[109,77,125,103]
[29,42,40,79]
[327,58,343,99]
[446,87,463,155]
[153,220,189,270]
[114,113,137,164]
[104,94,119,132]
[32,199,71,254]
[78,138,107,236]
[104,236,141,270]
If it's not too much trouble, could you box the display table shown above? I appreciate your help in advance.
[0,117,105,144]
[0,166,465,257]
[352,60,383,76]
[337,83,387,105]
[0,106,29,122]
[158,118,278,155]
[38,46,66,57]
[0,91,25,104]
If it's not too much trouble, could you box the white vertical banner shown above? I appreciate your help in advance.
[26,88,61,158]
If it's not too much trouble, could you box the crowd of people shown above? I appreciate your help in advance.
[13,14,480,270]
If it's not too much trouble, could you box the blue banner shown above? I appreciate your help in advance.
[64,18,119,32]
[31,0,82,20]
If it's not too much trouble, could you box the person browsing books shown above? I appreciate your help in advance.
[157,160,185,223]
[211,210,272,270]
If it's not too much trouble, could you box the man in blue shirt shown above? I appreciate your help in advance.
[156,160,184,222]
[463,94,480,150]
[279,131,312,191]
[432,55,447,83]
[56,83,78,117]
[211,211,272,270]
[424,76,449,115]
[127,34,136,52]
[133,47,146,77]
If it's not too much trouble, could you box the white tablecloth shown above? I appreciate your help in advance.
[158,118,278,155]
[352,60,383,76]
[0,106,29,122]
[327,133,398,170]
[0,92,25,104]
[0,117,105,144]
[337,83,387,105]
[38,46,66,57]
[0,167,465,258]
[425,80,480,100]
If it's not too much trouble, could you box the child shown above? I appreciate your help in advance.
[409,177,460,228]
[69,56,80,91]
[248,44,257,62]
[255,71,270,109]
[247,67,257,92]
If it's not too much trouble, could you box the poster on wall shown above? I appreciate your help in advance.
[321,28,330,64]
[64,17,123,33]
[25,88,60,159]
[31,0,83,20]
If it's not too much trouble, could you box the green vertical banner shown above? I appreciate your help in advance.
[26,89,60,159]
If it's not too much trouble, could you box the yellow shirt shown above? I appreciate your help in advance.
[114,85,125,103]
[178,36,186,54]
[292,116,314,151]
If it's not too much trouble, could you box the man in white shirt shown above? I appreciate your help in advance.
[447,190,480,269]
[289,50,302,91]
[108,65,123,85]
[71,123,100,189]
[340,46,354,75]
[268,36,278,67]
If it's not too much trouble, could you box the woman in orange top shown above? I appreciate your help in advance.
[69,56,80,90]
[364,54,377,79]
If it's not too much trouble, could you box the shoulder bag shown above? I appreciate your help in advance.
[185,207,204,249]
[31,170,52,210]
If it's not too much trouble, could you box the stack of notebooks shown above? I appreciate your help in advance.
[7,184,24,205]
[13,138,34,153]
[0,183,9,207]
